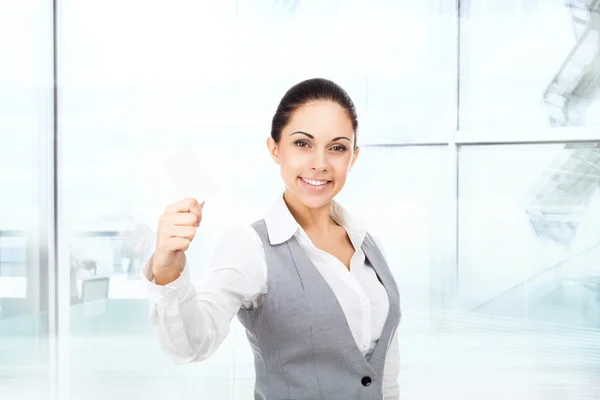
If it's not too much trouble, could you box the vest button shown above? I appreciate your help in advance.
[361,376,372,386]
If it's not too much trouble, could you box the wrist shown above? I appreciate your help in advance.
[153,266,181,286]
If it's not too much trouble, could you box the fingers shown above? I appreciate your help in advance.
[162,198,205,227]
[189,200,205,221]
[160,225,197,241]
[156,198,205,257]
[161,212,200,227]
[164,198,203,215]
[160,237,191,253]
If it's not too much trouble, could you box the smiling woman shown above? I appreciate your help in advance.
[144,77,401,400]
[266,78,360,210]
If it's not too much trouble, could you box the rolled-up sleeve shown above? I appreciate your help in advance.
[142,225,267,364]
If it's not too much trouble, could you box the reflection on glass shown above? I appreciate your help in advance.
[543,0,600,127]
[460,0,600,130]
[457,143,600,398]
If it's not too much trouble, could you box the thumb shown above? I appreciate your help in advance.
[190,199,205,220]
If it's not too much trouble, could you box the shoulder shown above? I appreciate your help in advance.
[210,224,267,281]
[364,230,388,260]
[217,224,264,252]
[366,230,383,245]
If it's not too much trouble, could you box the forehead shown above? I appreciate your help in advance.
[283,101,354,138]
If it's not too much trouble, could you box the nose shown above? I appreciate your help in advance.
[311,149,328,172]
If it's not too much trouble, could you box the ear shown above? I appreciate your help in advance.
[348,146,360,172]
[267,137,280,165]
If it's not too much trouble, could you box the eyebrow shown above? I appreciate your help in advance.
[290,131,352,143]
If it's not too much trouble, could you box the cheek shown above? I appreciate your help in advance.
[281,148,307,166]
[334,155,353,176]
[278,152,303,177]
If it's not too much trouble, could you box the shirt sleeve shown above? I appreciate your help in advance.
[369,231,389,261]
[141,225,267,364]
[370,232,401,399]
[383,329,400,399]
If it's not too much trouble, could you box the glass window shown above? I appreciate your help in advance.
[339,145,453,308]
[456,143,600,398]
[0,0,53,399]
[237,0,457,144]
[459,0,600,131]
[58,1,236,397]
[23,0,600,398]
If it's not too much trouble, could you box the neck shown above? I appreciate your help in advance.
[283,191,337,235]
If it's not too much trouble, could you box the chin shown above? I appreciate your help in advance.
[298,195,332,210]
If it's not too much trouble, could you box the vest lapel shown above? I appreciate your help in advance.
[285,233,400,370]
[285,237,371,359]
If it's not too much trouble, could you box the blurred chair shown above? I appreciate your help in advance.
[70,253,97,276]
[80,276,110,303]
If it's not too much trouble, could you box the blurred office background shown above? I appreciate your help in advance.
[1,0,600,399]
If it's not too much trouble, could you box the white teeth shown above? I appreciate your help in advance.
[301,177,329,187]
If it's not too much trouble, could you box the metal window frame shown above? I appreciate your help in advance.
[48,0,71,399]
[362,126,600,299]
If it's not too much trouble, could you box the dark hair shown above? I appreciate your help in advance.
[270,78,359,149]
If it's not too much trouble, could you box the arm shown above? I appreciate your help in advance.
[383,329,400,399]
[142,225,267,364]
[370,232,401,399]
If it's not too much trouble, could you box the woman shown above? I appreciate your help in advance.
[143,78,401,399]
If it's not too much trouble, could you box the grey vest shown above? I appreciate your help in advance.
[236,219,401,400]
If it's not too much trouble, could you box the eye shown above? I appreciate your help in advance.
[294,140,310,148]
[331,145,347,152]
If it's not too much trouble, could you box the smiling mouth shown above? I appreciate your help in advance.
[299,177,332,188]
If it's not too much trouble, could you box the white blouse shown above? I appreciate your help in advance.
[143,195,400,399]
